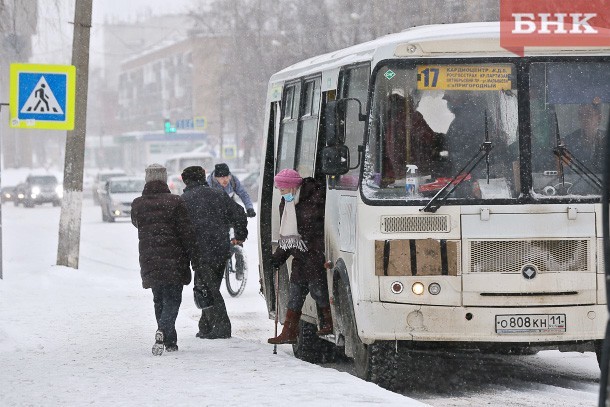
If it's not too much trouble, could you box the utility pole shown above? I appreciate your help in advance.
[57,0,92,269]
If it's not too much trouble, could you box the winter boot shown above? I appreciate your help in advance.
[316,306,333,336]
[268,309,301,344]
[152,330,164,356]
[165,343,179,352]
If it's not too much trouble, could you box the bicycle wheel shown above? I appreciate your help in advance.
[225,244,247,297]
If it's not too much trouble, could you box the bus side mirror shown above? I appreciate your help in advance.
[324,101,339,146]
[325,99,365,147]
[320,145,350,176]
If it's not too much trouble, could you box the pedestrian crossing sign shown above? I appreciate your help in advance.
[9,63,76,130]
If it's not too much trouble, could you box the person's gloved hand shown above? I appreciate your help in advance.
[246,208,256,218]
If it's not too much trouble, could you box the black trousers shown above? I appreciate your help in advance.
[194,258,231,336]
[151,284,183,345]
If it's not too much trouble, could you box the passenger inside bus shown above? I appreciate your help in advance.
[442,91,488,173]
[563,103,604,173]
[381,88,440,187]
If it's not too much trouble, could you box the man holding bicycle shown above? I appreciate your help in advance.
[181,166,248,339]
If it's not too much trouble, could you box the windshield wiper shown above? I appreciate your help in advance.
[422,112,492,213]
[552,111,602,191]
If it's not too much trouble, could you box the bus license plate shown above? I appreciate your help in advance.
[495,314,566,334]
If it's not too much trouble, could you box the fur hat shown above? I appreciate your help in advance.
[274,169,303,189]
[214,163,230,178]
[145,164,167,183]
[181,166,206,185]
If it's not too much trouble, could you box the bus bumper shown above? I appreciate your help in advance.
[355,302,607,345]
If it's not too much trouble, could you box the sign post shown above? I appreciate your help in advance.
[0,102,8,280]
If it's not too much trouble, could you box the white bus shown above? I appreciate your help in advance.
[257,22,610,389]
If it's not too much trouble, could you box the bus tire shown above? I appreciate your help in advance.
[336,277,403,391]
[293,320,336,364]
[354,341,403,391]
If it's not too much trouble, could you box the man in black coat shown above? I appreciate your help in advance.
[131,164,196,355]
[181,166,248,339]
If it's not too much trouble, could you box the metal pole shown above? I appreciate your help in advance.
[0,102,7,279]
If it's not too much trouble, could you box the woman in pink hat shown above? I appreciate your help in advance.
[268,169,332,344]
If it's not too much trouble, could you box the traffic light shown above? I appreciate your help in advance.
[164,119,176,133]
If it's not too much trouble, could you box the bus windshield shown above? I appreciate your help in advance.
[364,62,519,203]
[530,62,610,198]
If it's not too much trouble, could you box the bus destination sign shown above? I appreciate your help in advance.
[417,64,514,91]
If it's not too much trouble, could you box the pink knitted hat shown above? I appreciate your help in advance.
[274,169,303,189]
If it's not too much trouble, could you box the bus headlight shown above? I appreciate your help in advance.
[412,282,425,295]
[428,283,441,295]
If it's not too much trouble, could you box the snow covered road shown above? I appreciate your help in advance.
[0,200,603,406]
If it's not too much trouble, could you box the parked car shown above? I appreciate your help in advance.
[1,186,16,203]
[98,176,145,222]
[14,175,62,207]
[92,169,127,205]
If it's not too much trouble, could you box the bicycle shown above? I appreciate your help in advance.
[224,241,247,297]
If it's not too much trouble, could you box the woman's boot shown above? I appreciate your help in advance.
[316,306,333,336]
[268,309,301,344]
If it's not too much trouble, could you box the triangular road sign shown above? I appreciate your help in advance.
[19,76,64,115]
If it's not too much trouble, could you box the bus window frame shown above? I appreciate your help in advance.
[296,75,322,178]
[276,80,302,173]
[334,62,371,191]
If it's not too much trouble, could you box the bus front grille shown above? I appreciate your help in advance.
[468,239,590,273]
[381,215,450,233]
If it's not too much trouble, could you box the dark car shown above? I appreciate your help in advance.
[1,186,16,203]
[14,175,62,207]
[99,177,145,222]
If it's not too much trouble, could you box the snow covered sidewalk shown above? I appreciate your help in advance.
[0,202,425,406]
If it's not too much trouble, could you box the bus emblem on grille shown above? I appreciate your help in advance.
[521,264,538,280]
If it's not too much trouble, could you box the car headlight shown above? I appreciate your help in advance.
[31,186,41,195]
[55,185,63,198]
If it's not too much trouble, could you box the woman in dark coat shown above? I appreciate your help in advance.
[268,169,331,344]
[131,164,195,355]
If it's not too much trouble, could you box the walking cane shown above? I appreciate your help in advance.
[273,266,279,355]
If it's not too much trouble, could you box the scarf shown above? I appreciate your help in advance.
[278,189,307,252]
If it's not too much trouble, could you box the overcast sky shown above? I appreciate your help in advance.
[31,0,198,65]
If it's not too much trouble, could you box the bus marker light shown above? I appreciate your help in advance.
[428,283,441,295]
[391,282,403,294]
[412,282,424,295]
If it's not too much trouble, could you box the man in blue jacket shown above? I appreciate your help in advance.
[207,163,256,218]
[181,166,248,339]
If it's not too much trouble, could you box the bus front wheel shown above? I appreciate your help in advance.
[292,320,336,364]
[338,279,403,391]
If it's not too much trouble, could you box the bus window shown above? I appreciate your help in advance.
[364,63,519,202]
[296,77,321,178]
[337,64,370,189]
[530,62,610,198]
[277,82,301,172]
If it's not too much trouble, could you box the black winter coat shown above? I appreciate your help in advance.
[272,178,326,284]
[181,180,248,267]
[131,180,195,289]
